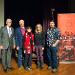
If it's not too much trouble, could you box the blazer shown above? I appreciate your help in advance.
[0,26,15,49]
[15,27,25,48]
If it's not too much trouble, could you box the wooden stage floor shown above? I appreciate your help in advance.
[0,59,75,75]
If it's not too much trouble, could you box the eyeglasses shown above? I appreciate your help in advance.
[7,22,12,23]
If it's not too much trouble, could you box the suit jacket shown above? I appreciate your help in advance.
[15,27,25,48]
[0,26,15,49]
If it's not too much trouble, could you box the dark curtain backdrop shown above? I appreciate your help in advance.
[5,0,75,32]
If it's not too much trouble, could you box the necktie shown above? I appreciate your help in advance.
[8,28,12,37]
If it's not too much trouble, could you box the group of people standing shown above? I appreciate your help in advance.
[0,18,60,73]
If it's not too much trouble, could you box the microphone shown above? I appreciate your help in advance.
[51,8,55,14]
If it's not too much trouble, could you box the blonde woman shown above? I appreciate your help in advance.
[34,24,45,69]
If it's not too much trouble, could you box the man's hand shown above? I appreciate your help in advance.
[16,46,19,50]
[42,47,44,50]
[52,44,56,47]
[0,45,3,49]
[52,40,60,47]
[24,50,26,54]
[13,45,16,49]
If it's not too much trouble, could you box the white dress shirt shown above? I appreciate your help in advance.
[7,26,12,37]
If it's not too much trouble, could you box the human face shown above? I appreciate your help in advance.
[19,20,24,27]
[27,28,32,33]
[6,19,12,27]
[49,21,55,28]
[36,24,42,32]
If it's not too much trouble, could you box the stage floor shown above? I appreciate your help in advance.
[0,59,75,75]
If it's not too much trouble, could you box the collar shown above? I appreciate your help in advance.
[7,26,10,29]
[20,27,25,29]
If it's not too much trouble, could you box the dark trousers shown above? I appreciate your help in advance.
[2,47,12,69]
[0,49,2,59]
[18,48,23,68]
[47,46,58,69]
[24,53,32,68]
[35,45,44,67]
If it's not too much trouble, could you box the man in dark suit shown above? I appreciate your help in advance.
[15,19,25,70]
[0,18,15,72]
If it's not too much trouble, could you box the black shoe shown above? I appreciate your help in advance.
[28,67,32,71]
[47,66,52,70]
[25,67,28,71]
[8,67,14,70]
[52,68,58,73]
[3,69,7,72]
[29,66,32,70]
[37,65,40,69]
[40,65,44,69]
[7,67,14,72]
